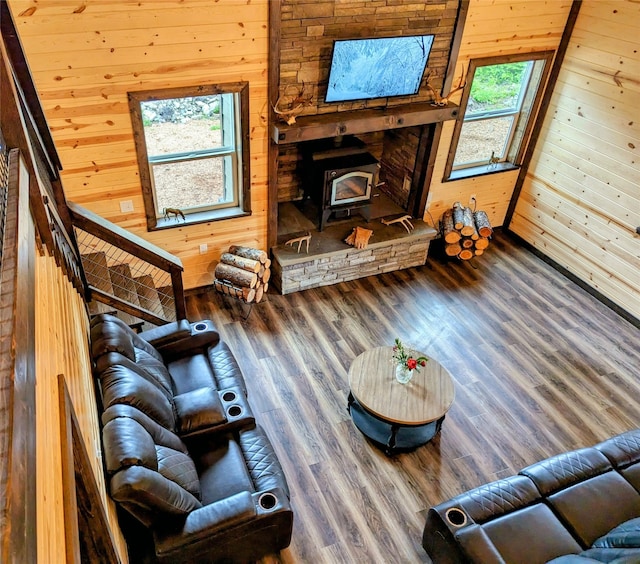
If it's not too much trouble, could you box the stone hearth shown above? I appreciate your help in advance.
[272,212,437,294]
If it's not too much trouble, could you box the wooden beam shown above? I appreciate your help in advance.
[0,150,37,564]
[272,102,459,145]
[267,0,282,251]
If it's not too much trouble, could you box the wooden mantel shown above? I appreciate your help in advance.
[272,101,459,144]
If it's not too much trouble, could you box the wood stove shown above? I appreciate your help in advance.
[304,139,380,231]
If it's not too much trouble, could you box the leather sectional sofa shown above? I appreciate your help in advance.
[90,314,293,563]
[422,429,640,563]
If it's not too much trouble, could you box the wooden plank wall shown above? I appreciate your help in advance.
[35,251,127,562]
[510,0,640,320]
[10,0,270,290]
[426,0,572,228]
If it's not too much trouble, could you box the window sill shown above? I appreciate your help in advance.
[446,162,519,182]
[151,206,251,231]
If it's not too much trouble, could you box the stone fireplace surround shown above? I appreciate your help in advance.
[269,0,464,293]
[271,109,454,294]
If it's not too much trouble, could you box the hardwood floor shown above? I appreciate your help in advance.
[186,232,640,564]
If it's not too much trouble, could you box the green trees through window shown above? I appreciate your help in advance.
[445,52,553,180]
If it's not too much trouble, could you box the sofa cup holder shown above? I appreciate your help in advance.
[227,405,243,418]
[445,507,468,528]
[193,322,209,332]
[222,391,237,403]
[258,492,278,512]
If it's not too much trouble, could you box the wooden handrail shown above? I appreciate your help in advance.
[68,201,183,273]
[68,201,187,322]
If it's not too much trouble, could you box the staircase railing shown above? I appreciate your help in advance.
[68,201,186,324]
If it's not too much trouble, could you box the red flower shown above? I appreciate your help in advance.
[407,358,418,370]
[420,360,427,367]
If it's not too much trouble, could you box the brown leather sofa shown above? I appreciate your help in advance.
[423,429,640,564]
[90,314,293,563]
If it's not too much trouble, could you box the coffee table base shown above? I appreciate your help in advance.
[348,393,444,456]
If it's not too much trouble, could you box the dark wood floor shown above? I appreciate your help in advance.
[186,232,640,563]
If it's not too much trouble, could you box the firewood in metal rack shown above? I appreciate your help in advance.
[381,214,414,233]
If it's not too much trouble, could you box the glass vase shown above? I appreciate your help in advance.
[395,364,414,384]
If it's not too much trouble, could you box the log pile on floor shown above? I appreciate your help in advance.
[442,202,493,260]
[213,245,270,303]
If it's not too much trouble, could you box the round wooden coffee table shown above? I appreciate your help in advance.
[347,346,455,455]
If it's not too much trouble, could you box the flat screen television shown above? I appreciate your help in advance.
[325,35,435,103]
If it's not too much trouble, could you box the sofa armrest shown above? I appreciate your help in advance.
[154,320,221,360]
[154,491,256,555]
[153,489,292,561]
[177,387,255,439]
[139,320,191,347]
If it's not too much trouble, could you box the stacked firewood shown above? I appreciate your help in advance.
[213,245,271,304]
[442,202,493,260]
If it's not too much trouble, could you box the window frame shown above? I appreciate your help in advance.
[443,51,554,182]
[128,82,251,231]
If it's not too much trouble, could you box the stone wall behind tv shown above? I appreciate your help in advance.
[278,0,461,116]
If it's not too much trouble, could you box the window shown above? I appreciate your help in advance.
[444,52,553,181]
[129,82,250,230]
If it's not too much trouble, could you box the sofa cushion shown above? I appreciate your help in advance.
[452,475,540,524]
[110,465,202,521]
[621,465,640,494]
[103,416,158,475]
[592,517,640,549]
[596,430,640,470]
[169,353,219,395]
[156,445,201,500]
[91,314,164,364]
[548,551,640,563]
[480,503,583,563]
[520,448,612,496]
[195,437,255,505]
[547,472,640,547]
[579,547,640,562]
[100,364,176,430]
[134,348,175,391]
[102,404,187,454]
[96,351,174,400]
[597,430,640,494]
[168,341,246,396]
[174,387,226,435]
